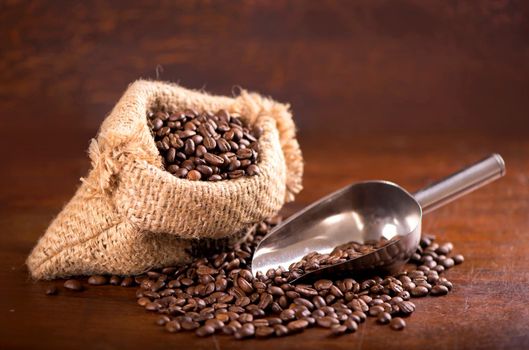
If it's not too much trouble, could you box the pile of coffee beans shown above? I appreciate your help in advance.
[290,238,391,274]
[47,218,464,339]
[147,108,262,181]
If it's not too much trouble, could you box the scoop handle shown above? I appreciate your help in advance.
[413,154,506,214]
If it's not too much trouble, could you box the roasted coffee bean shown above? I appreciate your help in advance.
[181,321,200,331]
[203,137,216,150]
[369,305,385,316]
[236,148,253,159]
[344,318,358,332]
[64,279,83,291]
[255,326,275,338]
[196,325,215,337]
[377,312,392,324]
[205,319,224,330]
[280,309,296,322]
[294,298,314,310]
[258,293,273,310]
[295,286,318,297]
[228,170,245,179]
[314,279,333,291]
[120,277,134,287]
[268,286,284,296]
[442,258,455,269]
[237,277,254,294]
[186,169,202,181]
[156,316,171,326]
[246,164,260,176]
[390,317,406,330]
[239,313,253,323]
[411,286,429,297]
[45,285,57,295]
[234,323,255,339]
[330,324,347,336]
[204,153,225,167]
[137,297,150,306]
[397,301,416,315]
[145,302,161,311]
[165,320,181,333]
[273,324,289,337]
[196,165,213,177]
[431,285,449,296]
[109,276,121,286]
[287,319,308,333]
[452,254,465,265]
[87,275,108,286]
[317,316,339,328]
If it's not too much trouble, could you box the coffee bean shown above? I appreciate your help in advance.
[109,276,121,286]
[268,285,284,296]
[203,153,225,167]
[181,321,200,330]
[442,258,455,269]
[45,285,57,295]
[345,318,358,332]
[330,324,347,336]
[377,312,392,324]
[317,316,339,328]
[246,164,260,176]
[145,302,161,311]
[196,165,213,177]
[255,326,275,338]
[294,285,318,297]
[196,325,215,337]
[452,254,465,265]
[314,279,333,291]
[431,285,449,296]
[280,309,295,322]
[120,277,134,287]
[186,170,202,181]
[287,319,308,333]
[164,320,181,333]
[234,323,255,339]
[236,148,253,160]
[228,170,245,179]
[390,317,406,330]
[237,276,254,294]
[156,316,171,326]
[397,301,416,315]
[411,286,429,297]
[64,279,83,291]
[88,275,108,286]
[369,305,385,316]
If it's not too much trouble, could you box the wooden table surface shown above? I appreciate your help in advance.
[1,1,529,349]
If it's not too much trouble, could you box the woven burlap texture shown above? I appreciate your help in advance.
[27,80,303,280]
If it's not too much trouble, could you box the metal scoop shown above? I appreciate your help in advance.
[252,154,505,282]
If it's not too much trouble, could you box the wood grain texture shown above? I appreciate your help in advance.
[1,1,528,349]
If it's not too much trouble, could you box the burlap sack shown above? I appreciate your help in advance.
[27,80,303,280]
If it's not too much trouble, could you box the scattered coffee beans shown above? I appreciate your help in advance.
[44,219,464,340]
[127,221,463,339]
[147,108,261,181]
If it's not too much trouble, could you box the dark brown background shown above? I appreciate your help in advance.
[1,1,528,349]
